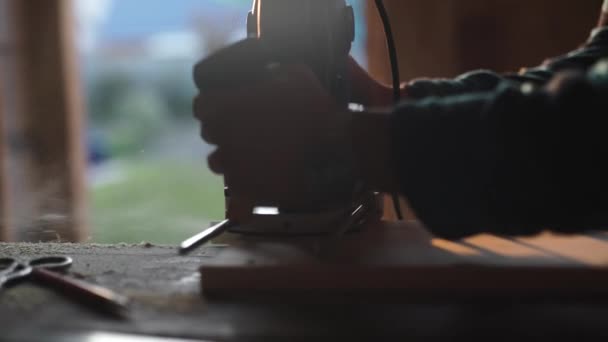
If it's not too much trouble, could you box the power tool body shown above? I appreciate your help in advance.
[195,0,382,237]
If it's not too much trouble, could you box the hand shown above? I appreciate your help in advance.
[194,41,355,210]
[347,56,406,107]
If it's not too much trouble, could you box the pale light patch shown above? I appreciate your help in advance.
[348,103,365,112]
[593,59,608,75]
[521,82,536,95]
[253,207,280,216]
[431,239,479,256]
[74,0,114,54]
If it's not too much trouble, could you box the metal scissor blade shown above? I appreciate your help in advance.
[0,274,7,289]
[0,258,18,288]
[0,258,17,273]
[0,258,32,289]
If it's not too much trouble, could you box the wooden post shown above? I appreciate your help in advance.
[0,81,9,242]
[0,0,12,241]
[12,0,87,242]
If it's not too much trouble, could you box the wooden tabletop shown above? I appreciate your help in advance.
[2,222,608,340]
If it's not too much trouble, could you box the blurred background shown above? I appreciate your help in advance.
[77,0,368,244]
[0,0,602,244]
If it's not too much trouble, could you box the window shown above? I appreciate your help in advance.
[78,0,368,244]
[0,0,366,243]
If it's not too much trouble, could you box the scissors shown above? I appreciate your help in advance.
[0,256,72,288]
[0,256,129,318]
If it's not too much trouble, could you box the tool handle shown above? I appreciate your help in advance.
[194,38,275,93]
[179,219,235,255]
[32,268,129,319]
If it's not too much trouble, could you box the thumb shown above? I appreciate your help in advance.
[348,56,395,106]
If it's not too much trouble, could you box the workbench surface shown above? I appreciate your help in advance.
[2,236,608,341]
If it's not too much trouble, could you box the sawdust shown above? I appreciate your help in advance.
[1,286,51,312]
[0,242,173,257]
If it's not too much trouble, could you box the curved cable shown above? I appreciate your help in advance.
[374,0,404,220]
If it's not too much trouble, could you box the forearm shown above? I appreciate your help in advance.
[353,61,608,239]
[390,91,496,238]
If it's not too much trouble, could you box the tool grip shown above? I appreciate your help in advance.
[194,38,276,93]
[179,220,236,255]
[32,268,129,319]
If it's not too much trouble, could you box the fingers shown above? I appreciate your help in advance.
[193,94,215,144]
[207,150,224,174]
[193,37,326,95]
[347,55,395,106]
[192,95,201,121]
[193,38,270,91]
[192,54,332,185]
[193,39,254,89]
[193,93,231,146]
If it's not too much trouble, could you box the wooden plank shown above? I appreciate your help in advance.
[199,220,608,296]
[11,0,87,242]
[202,265,608,299]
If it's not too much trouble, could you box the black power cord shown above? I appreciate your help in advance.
[374,0,404,220]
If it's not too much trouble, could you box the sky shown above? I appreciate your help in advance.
[97,0,247,40]
[75,0,114,53]
[74,0,367,62]
[75,0,248,52]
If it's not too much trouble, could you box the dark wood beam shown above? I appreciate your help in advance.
[0,0,12,241]
[11,0,87,242]
[366,0,602,82]
[0,81,9,242]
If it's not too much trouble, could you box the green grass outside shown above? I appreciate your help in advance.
[90,160,225,244]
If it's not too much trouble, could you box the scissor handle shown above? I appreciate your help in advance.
[0,258,22,281]
[27,256,73,272]
[0,258,31,287]
[0,258,19,273]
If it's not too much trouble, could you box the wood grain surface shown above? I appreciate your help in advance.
[200,220,608,296]
[3,242,608,340]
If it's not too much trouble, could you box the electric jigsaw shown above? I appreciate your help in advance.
[184,0,382,251]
